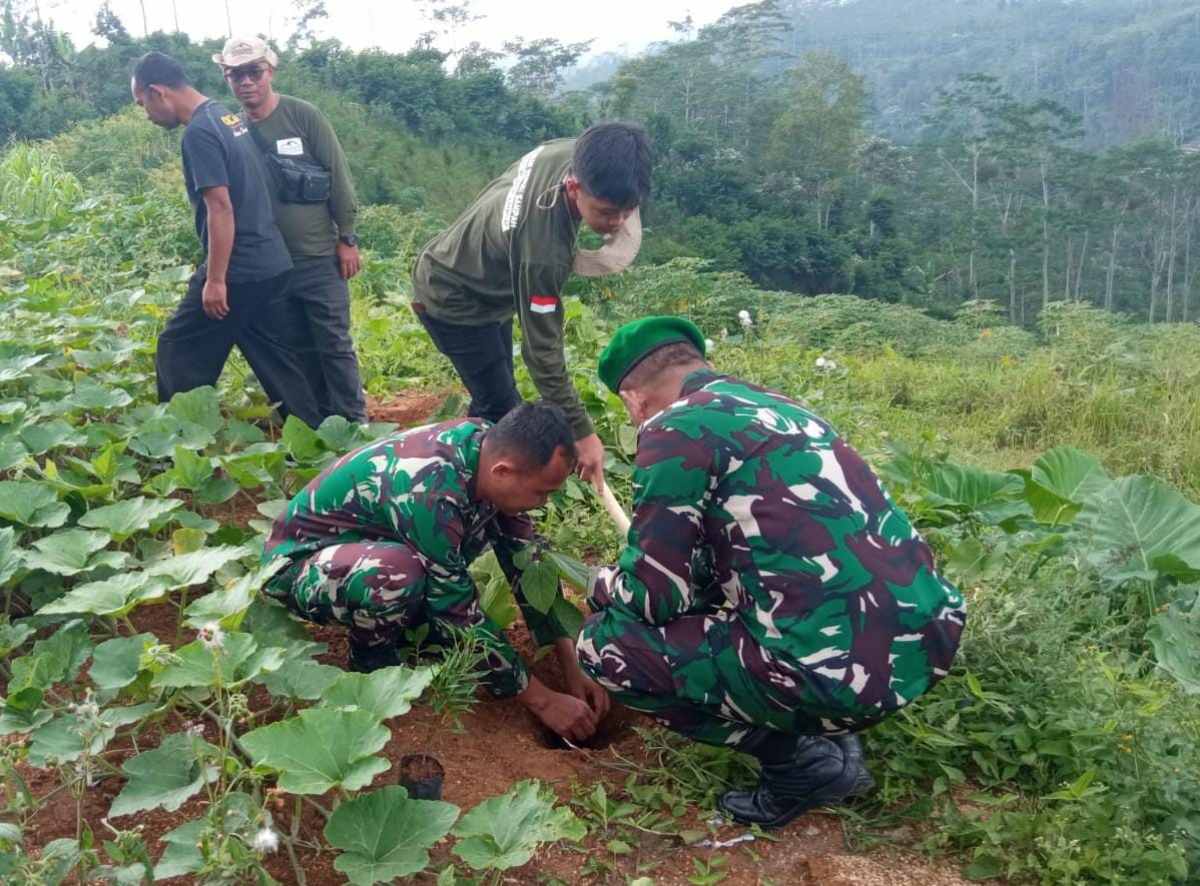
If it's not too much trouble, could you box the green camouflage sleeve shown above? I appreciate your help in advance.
[407,494,529,696]
[489,512,572,647]
[589,421,713,625]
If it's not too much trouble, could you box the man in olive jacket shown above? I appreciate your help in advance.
[217,36,368,424]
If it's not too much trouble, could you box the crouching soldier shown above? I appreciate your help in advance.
[262,403,610,742]
[577,317,966,827]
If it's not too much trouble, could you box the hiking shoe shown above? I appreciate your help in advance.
[718,735,858,829]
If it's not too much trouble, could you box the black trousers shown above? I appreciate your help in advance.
[416,309,522,423]
[289,255,368,423]
[156,267,322,428]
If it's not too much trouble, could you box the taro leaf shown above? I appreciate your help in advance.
[551,597,584,641]
[153,819,205,880]
[8,620,92,693]
[519,558,560,615]
[922,462,1026,515]
[21,528,118,576]
[0,479,69,527]
[0,525,22,585]
[20,420,86,455]
[1027,446,1111,525]
[170,446,213,490]
[319,665,436,721]
[28,703,156,767]
[545,551,591,592]
[0,353,48,382]
[452,779,586,871]
[282,414,326,462]
[67,380,133,412]
[152,632,284,690]
[240,708,391,795]
[109,732,219,818]
[1147,608,1200,694]
[78,497,182,542]
[183,557,288,630]
[145,545,252,590]
[317,415,368,453]
[1074,476,1200,585]
[90,633,158,691]
[194,474,239,505]
[324,786,460,885]
[0,435,28,471]
[38,573,169,618]
[167,386,223,435]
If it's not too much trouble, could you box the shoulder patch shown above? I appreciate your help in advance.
[221,114,241,126]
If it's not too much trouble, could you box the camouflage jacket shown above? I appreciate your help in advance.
[263,419,571,696]
[589,369,966,718]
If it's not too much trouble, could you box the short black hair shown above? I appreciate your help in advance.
[486,402,578,470]
[621,341,706,393]
[132,51,189,90]
[573,122,653,210]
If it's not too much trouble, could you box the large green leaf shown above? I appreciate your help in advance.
[109,732,219,818]
[78,497,182,541]
[38,573,169,618]
[1027,446,1111,525]
[0,525,22,586]
[170,446,214,491]
[182,558,288,630]
[22,528,121,576]
[0,480,69,527]
[128,415,214,459]
[153,819,205,881]
[316,415,371,453]
[452,780,586,871]
[324,786,459,885]
[153,632,284,690]
[320,665,436,721]
[519,558,560,614]
[0,353,48,382]
[166,386,224,434]
[8,620,92,693]
[145,545,251,590]
[259,653,343,701]
[240,708,391,795]
[923,462,1025,507]
[1147,608,1200,694]
[20,419,86,455]
[0,618,33,657]
[0,435,28,471]
[1074,476,1200,584]
[281,414,326,462]
[90,633,158,691]
[66,380,133,412]
[28,703,156,767]
[545,550,592,592]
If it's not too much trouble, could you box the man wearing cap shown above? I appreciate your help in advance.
[411,122,652,489]
[130,51,321,427]
[215,36,368,424]
[577,316,966,828]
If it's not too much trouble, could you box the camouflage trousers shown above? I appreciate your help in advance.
[265,542,428,649]
[578,604,875,748]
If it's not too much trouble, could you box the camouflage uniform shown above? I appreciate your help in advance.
[578,369,966,746]
[262,419,571,697]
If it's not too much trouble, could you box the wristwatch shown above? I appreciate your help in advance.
[338,233,359,247]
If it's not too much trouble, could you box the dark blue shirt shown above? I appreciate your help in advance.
[180,100,291,283]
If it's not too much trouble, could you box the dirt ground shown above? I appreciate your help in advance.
[9,391,979,884]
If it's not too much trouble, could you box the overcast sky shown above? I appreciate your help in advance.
[45,0,738,59]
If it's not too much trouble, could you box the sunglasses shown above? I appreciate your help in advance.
[223,65,269,83]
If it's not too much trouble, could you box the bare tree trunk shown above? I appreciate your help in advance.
[1009,249,1018,322]
[1184,201,1194,322]
[1166,187,1179,322]
[970,147,979,298]
[1041,158,1051,315]
[1075,229,1089,301]
[172,0,180,32]
[1064,235,1073,301]
[139,0,149,37]
[1106,224,1121,311]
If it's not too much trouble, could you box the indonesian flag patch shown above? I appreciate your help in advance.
[530,295,559,315]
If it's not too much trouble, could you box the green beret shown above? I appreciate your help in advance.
[598,315,707,393]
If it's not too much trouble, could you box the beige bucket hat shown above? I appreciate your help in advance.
[211,36,279,69]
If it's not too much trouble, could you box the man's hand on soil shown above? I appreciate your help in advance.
[556,638,611,721]
[519,678,599,742]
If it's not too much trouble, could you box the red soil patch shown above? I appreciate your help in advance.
[367,389,453,427]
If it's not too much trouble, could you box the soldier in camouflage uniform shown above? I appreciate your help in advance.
[578,317,966,827]
[263,402,610,742]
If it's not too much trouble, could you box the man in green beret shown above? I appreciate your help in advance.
[577,316,966,828]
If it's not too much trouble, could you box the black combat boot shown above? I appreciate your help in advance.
[347,641,403,673]
[835,733,876,798]
[718,729,858,828]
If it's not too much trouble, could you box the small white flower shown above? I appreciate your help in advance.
[737,309,753,328]
[704,338,715,352]
[815,356,829,368]
[198,622,225,651]
[252,827,279,854]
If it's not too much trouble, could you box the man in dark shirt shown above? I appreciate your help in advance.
[216,36,368,424]
[130,51,321,427]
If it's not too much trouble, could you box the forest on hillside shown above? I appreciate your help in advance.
[4,0,1200,323]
